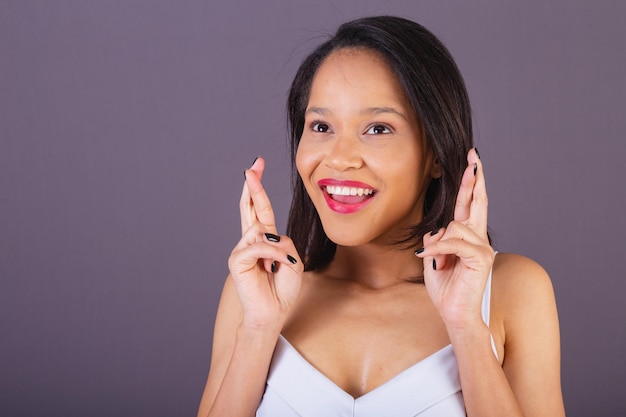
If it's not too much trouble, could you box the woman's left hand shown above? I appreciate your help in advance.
[415,148,495,331]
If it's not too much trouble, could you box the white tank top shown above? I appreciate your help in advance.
[256,265,497,416]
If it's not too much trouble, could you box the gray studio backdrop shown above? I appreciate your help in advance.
[1,1,625,416]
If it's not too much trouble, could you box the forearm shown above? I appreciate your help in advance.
[206,324,281,417]
[449,323,524,417]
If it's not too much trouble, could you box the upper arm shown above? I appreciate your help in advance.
[493,254,565,416]
[197,275,243,417]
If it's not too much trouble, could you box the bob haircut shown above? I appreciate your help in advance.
[286,16,474,272]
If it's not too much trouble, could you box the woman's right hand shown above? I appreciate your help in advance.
[228,157,303,330]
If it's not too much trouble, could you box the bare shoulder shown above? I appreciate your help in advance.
[491,252,560,359]
[197,275,242,415]
[492,252,555,313]
[489,256,564,414]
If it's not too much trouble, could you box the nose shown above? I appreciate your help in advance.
[324,133,363,171]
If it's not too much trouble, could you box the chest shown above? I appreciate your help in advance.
[257,335,466,417]
[281,281,451,398]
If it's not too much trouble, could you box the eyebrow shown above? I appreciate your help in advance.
[305,106,408,120]
[361,107,408,120]
[305,107,329,116]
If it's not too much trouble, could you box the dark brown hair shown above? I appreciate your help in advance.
[286,16,473,271]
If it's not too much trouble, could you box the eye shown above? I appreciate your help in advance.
[366,124,392,135]
[312,122,330,133]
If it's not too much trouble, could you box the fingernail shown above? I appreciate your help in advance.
[271,261,277,273]
[474,147,481,159]
[287,254,297,264]
[251,156,259,167]
[473,162,478,176]
[414,247,424,255]
[430,228,440,236]
[243,169,247,180]
[433,259,437,270]
[265,233,280,243]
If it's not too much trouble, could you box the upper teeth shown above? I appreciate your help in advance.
[326,185,374,196]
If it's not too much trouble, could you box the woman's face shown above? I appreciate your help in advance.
[296,48,438,246]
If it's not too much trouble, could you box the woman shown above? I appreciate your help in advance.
[198,16,565,416]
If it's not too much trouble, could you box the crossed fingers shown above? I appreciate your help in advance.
[416,148,491,269]
[453,148,487,236]
[236,157,300,275]
[240,157,278,236]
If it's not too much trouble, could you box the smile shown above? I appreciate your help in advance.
[317,179,377,214]
[325,185,374,196]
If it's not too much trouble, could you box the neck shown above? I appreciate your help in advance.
[324,243,424,290]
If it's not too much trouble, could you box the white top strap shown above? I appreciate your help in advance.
[481,252,499,360]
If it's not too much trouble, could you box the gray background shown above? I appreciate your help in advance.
[1,0,624,416]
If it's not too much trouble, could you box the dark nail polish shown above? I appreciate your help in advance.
[433,259,437,271]
[271,261,277,273]
[287,254,297,264]
[265,233,280,243]
[243,169,247,180]
[414,247,424,255]
[474,147,481,159]
[251,156,259,166]
[473,162,478,176]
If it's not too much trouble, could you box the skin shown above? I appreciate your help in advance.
[198,48,565,417]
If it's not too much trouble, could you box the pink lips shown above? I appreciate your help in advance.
[317,178,377,214]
